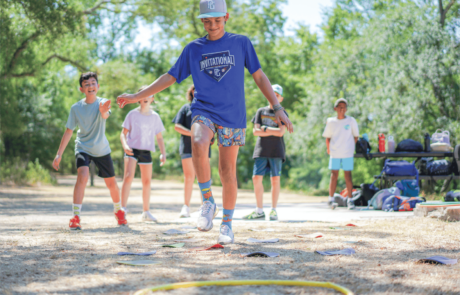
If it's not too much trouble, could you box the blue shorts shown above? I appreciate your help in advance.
[253,157,282,177]
[329,157,354,171]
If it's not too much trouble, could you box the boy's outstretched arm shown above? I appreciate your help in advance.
[53,128,73,171]
[117,74,176,108]
[326,138,331,155]
[252,69,294,133]
[156,133,166,167]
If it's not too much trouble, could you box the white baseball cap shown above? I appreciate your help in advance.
[272,84,283,96]
[197,0,227,19]
[334,98,348,107]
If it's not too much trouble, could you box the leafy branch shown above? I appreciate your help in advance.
[438,0,456,28]
[82,0,128,15]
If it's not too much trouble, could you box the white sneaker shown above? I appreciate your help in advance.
[197,201,219,232]
[179,205,190,218]
[217,224,234,245]
[141,211,157,222]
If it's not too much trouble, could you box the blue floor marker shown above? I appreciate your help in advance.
[315,248,356,256]
[418,256,457,265]
[241,252,280,258]
[117,251,157,256]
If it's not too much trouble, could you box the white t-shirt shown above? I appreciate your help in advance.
[122,109,165,152]
[322,116,359,159]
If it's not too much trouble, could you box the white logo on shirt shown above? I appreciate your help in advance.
[208,0,215,9]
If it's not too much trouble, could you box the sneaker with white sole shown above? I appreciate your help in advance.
[141,211,158,222]
[242,211,265,220]
[328,201,337,210]
[217,224,234,245]
[347,198,356,210]
[269,209,278,221]
[179,205,190,218]
[122,207,129,214]
[197,201,219,232]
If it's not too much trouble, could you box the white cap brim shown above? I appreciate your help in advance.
[197,12,227,18]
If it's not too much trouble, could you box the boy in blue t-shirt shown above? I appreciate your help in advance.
[117,0,293,244]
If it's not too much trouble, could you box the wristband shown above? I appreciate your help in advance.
[263,126,267,132]
[273,103,284,112]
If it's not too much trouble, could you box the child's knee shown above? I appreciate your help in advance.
[141,177,151,187]
[331,170,339,177]
[76,168,89,183]
[105,177,119,190]
[124,171,135,182]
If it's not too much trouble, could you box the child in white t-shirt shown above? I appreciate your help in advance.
[322,98,359,210]
[120,86,166,221]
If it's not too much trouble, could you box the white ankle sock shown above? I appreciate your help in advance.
[328,196,334,201]
[256,207,264,214]
[73,204,82,216]
[113,202,122,212]
[271,208,276,212]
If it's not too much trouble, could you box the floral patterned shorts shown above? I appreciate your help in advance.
[192,115,245,147]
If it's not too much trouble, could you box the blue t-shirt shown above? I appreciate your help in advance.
[168,32,261,128]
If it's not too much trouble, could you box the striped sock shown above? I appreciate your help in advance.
[198,179,215,204]
[222,208,234,229]
[113,202,122,212]
[73,204,82,217]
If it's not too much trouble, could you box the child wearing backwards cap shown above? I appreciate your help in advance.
[117,0,293,244]
[322,98,359,210]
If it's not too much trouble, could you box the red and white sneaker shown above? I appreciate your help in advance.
[115,209,128,226]
[69,215,81,230]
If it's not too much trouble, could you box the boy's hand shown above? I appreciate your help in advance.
[117,93,137,108]
[275,110,294,133]
[123,145,134,156]
[159,154,166,166]
[53,155,61,171]
[99,100,111,114]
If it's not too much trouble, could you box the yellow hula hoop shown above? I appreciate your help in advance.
[133,280,354,295]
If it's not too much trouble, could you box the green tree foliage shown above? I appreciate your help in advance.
[1,0,459,194]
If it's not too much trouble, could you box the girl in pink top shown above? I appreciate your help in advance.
[120,86,166,222]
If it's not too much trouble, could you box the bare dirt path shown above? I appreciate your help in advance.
[1,176,459,295]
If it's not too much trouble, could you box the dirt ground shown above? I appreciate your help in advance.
[1,176,459,295]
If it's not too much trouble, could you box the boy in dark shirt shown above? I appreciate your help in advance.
[244,85,286,221]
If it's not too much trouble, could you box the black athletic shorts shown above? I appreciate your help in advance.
[75,152,115,178]
[124,149,152,164]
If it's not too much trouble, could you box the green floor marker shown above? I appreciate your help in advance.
[116,260,162,266]
[162,243,185,248]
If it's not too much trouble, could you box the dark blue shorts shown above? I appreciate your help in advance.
[253,157,282,177]
[124,149,152,165]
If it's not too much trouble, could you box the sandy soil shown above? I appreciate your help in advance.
[1,176,459,295]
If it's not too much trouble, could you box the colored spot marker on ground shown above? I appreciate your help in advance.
[295,233,323,238]
[418,256,458,265]
[345,223,357,227]
[241,252,280,258]
[163,229,189,235]
[315,248,356,256]
[116,260,162,266]
[247,238,279,243]
[189,244,224,251]
[248,228,275,232]
[174,238,204,243]
[117,251,156,256]
[162,243,185,248]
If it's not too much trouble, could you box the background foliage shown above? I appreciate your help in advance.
[1,0,459,193]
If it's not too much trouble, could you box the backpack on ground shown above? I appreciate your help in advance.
[368,187,401,210]
[395,180,420,197]
[334,188,362,207]
[382,195,425,212]
[426,160,452,176]
[453,145,460,176]
[395,139,423,153]
[360,182,379,206]
[356,137,372,160]
[444,190,460,202]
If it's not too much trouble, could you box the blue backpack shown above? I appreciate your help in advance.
[395,180,420,197]
[382,159,419,182]
[382,195,425,212]
[368,187,401,210]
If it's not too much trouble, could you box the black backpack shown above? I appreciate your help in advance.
[356,138,372,160]
[360,182,379,206]
[426,160,452,175]
[418,157,433,175]
[395,139,423,152]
